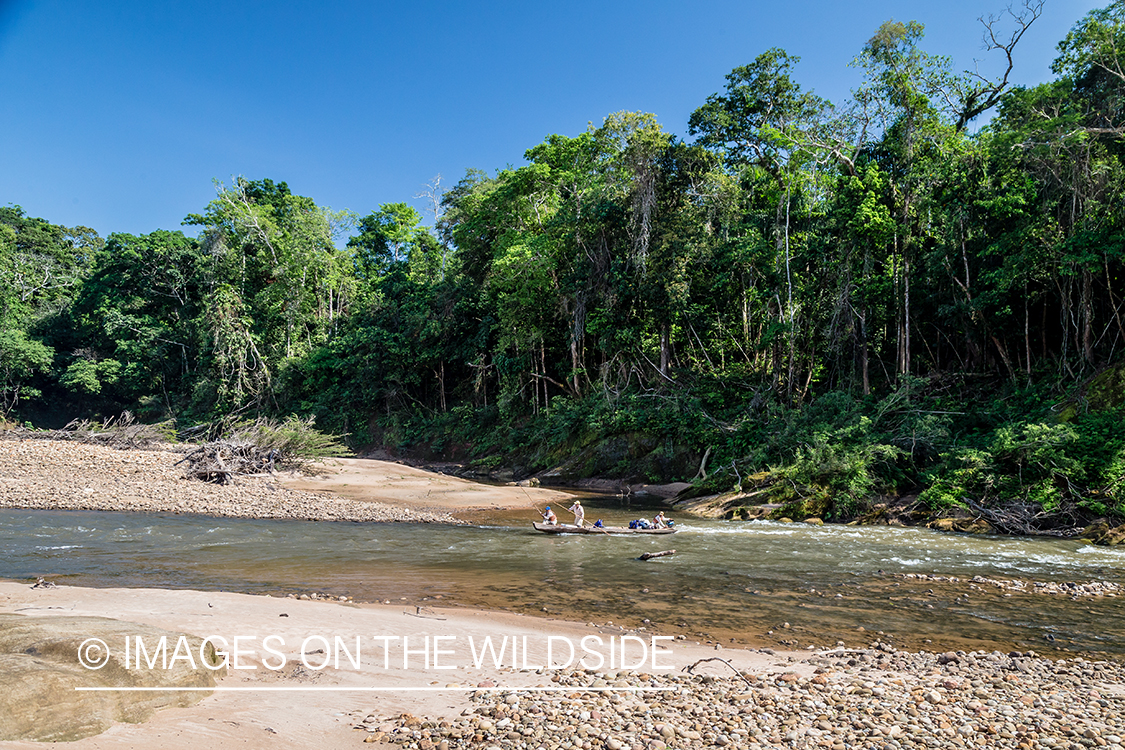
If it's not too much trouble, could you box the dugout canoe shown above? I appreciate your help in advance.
[532,522,677,535]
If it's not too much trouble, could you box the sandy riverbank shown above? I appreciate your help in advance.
[279,456,575,512]
[1,581,1123,749]
[0,438,571,523]
[0,580,808,749]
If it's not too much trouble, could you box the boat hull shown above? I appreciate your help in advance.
[532,522,677,535]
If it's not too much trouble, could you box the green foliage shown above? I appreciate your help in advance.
[5,5,1125,535]
[0,206,97,326]
[688,48,828,171]
[220,415,350,462]
[918,448,988,510]
[59,357,121,395]
[1053,1,1125,82]
[350,203,433,279]
[0,329,53,416]
[777,437,903,516]
[919,407,1125,520]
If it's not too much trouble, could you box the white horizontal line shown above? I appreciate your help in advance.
[75,686,676,693]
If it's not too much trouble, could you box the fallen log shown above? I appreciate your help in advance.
[638,549,675,561]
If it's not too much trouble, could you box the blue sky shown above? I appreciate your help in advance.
[0,0,1104,238]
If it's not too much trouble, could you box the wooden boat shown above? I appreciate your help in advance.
[532,522,677,535]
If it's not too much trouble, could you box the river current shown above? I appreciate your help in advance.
[3,499,1124,657]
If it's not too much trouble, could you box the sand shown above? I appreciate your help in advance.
[280,457,575,512]
[0,439,575,523]
[0,581,805,749]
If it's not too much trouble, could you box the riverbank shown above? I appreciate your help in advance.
[1,580,1122,748]
[0,580,810,748]
[379,650,1125,750]
[279,456,575,512]
[0,438,569,524]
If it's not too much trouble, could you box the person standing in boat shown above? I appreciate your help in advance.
[568,500,585,527]
[542,506,558,525]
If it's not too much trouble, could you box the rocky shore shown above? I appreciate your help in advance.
[365,648,1125,750]
[0,438,463,524]
[897,573,1123,600]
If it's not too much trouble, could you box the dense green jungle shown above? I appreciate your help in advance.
[4,2,1125,537]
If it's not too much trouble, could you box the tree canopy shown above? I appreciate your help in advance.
[4,2,1125,527]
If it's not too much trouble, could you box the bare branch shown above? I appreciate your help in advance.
[956,0,1045,131]
[682,657,754,688]
[414,174,444,224]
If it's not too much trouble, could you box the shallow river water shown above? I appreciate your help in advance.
[3,499,1124,658]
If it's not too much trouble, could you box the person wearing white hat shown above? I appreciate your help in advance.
[568,500,586,527]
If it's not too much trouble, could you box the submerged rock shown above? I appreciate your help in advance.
[1083,521,1125,545]
[927,516,994,534]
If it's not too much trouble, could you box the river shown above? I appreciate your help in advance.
[3,499,1124,658]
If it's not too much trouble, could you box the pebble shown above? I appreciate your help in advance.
[898,572,1122,599]
[365,650,1125,750]
[0,438,464,525]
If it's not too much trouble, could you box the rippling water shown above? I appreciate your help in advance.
[3,503,1124,657]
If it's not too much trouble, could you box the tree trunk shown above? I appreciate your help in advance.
[903,254,911,376]
[541,340,549,413]
[860,308,870,396]
[1082,270,1095,366]
[784,183,795,400]
[1024,285,1032,377]
[438,361,446,412]
[571,295,586,394]
[861,244,871,395]
[659,325,671,377]
[991,335,1017,382]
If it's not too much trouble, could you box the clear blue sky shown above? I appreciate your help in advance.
[0,0,1104,238]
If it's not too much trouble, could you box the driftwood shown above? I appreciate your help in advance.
[404,606,447,621]
[175,416,349,484]
[638,549,675,561]
[965,499,1080,537]
[175,441,280,484]
[1,412,175,450]
[682,657,753,687]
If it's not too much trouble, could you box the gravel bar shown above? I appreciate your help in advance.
[359,647,1125,749]
[0,439,464,525]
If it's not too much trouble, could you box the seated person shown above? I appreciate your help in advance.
[653,511,669,528]
[542,506,558,525]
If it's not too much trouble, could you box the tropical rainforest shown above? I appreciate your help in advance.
[4,2,1125,532]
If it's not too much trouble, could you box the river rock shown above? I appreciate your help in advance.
[0,439,463,525]
[1085,522,1125,545]
[366,653,1125,750]
[928,516,994,534]
[0,614,225,741]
